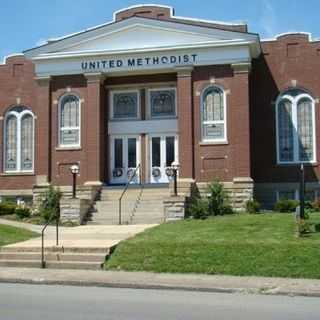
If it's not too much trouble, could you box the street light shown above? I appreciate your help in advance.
[171,161,180,197]
[70,164,80,199]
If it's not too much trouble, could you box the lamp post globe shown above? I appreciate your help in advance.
[70,164,79,198]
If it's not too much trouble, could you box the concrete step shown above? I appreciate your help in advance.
[0,246,111,254]
[0,259,103,270]
[0,252,107,262]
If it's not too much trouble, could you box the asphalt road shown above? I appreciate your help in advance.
[0,283,319,320]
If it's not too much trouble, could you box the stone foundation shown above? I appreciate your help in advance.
[60,198,91,224]
[195,177,254,211]
[163,196,187,221]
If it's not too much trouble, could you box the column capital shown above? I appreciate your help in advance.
[231,62,251,74]
[175,66,194,77]
[84,72,107,83]
[34,75,51,85]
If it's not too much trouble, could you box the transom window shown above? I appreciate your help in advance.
[149,88,176,118]
[59,94,81,147]
[111,90,139,120]
[4,106,34,173]
[276,89,316,163]
[201,86,226,142]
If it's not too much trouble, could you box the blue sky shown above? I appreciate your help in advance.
[1,0,320,61]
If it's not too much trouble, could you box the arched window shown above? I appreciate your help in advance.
[201,86,226,142]
[276,89,316,163]
[59,94,81,147]
[4,107,34,172]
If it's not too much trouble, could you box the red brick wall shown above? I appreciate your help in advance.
[0,56,37,189]
[251,33,320,183]
[50,75,88,186]
[193,65,251,182]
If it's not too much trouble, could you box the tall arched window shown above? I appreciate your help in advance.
[4,107,34,173]
[201,86,226,142]
[59,94,81,147]
[276,89,316,163]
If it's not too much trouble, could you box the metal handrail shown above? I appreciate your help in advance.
[41,212,60,268]
[118,164,142,225]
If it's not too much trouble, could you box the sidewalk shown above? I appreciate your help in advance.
[0,268,320,297]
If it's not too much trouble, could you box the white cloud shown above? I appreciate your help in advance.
[259,0,277,38]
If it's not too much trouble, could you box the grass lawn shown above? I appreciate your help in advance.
[0,224,39,247]
[106,213,320,279]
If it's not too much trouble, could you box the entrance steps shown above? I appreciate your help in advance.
[87,185,170,225]
[0,246,111,270]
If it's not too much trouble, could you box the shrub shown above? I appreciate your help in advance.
[274,199,299,213]
[311,199,320,212]
[0,203,16,216]
[207,181,234,216]
[38,185,62,222]
[246,199,261,214]
[190,198,209,219]
[15,207,31,219]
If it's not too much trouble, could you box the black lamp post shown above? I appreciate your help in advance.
[70,164,80,199]
[171,161,180,197]
[299,163,305,220]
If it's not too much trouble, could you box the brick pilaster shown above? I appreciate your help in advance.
[176,67,194,178]
[35,76,51,185]
[84,73,106,185]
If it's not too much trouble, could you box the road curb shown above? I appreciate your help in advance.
[1,275,320,298]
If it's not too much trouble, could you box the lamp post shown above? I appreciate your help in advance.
[299,163,305,220]
[171,161,180,197]
[70,164,80,199]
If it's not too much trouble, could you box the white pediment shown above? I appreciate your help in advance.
[24,17,260,59]
[64,24,225,53]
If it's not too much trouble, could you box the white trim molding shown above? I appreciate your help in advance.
[275,90,317,164]
[200,84,228,144]
[58,93,82,149]
[3,108,35,174]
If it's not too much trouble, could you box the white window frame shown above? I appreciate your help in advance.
[3,109,35,173]
[147,87,177,119]
[201,85,227,143]
[58,93,81,148]
[276,189,299,201]
[110,89,140,121]
[276,92,316,164]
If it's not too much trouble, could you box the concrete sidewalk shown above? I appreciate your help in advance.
[0,268,319,298]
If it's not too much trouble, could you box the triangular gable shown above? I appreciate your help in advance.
[24,16,260,59]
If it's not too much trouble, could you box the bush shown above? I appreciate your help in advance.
[207,181,234,216]
[311,199,320,212]
[0,203,16,216]
[246,199,261,214]
[190,198,209,219]
[15,207,31,219]
[274,199,299,213]
[38,185,62,222]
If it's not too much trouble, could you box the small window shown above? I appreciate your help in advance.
[277,190,297,201]
[201,86,226,142]
[4,107,34,173]
[149,89,176,118]
[276,89,316,163]
[59,94,81,147]
[111,91,139,120]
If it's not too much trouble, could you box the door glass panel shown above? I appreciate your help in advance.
[152,137,161,167]
[128,138,137,168]
[166,136,175,167]
[114,139,123,168]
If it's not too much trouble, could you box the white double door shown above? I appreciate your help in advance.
[110,134,178,184]
[110,135,140,185]
[150,134,178,184]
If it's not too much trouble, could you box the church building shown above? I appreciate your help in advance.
[1,4,319,214]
